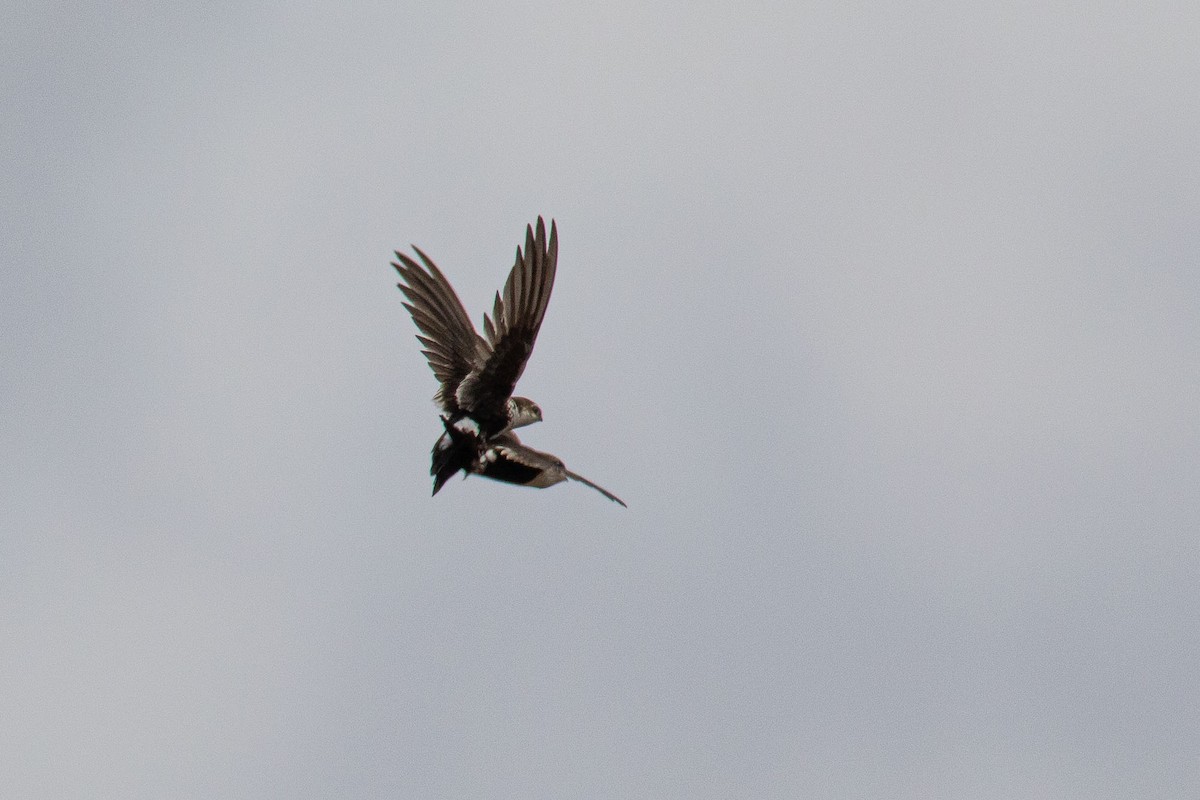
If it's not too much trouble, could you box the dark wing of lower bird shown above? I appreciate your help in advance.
[485,433,627,507]
[456,218,558,419]
[393,246,491,413]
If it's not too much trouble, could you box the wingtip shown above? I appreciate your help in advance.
[564,470,628,507]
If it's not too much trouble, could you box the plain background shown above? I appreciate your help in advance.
[3,2,1198,797]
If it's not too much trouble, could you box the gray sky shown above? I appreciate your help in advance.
[4,2,1198,798]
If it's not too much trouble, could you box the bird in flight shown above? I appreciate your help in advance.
[393,217,625,506]
[438,419,627,508]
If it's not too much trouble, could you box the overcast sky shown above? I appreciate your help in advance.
[3,2,1198,798]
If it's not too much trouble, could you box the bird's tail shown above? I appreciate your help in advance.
[430,416,477,496]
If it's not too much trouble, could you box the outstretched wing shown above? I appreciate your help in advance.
[477,433,550,487]
[562,467,628,508]
[456,217,558,418]
[393,246,491,413]
[482,433,627,507]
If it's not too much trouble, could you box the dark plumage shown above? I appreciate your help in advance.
[394,218,556,492]
[394,217,625,506]
[439,420,626,508]
[393,218,556,435]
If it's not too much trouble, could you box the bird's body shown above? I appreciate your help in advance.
[439,420,626,507]
[478,433,627,507]
[394,219,556,492]
[393,217,625,506]
[428,397,543,495]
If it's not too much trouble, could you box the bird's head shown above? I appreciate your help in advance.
[510,396,544,428]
